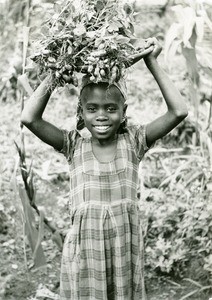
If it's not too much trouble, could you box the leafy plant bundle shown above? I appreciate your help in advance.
[30,0,143,89]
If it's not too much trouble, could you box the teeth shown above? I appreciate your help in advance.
[94,126,110,131]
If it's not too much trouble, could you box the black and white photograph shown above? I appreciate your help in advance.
[0,0,212,299]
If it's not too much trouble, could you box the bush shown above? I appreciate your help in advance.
[140,156,212,282]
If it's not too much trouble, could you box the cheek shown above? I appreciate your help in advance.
[110,112,123,124]
[82,112,94,124]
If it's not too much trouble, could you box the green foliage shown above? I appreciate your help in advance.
[160,8,212,282]
[144,190,212,279]
[164,1,212,122]
[140,143,212,282]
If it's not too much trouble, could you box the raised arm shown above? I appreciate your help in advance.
[21,75,64,151]
[142,38,188,148]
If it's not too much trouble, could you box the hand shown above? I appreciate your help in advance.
[127,45,154,67]
[127,37,161,67]
[143,37,162,63]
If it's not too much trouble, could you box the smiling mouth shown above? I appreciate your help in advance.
[93,125,111,132]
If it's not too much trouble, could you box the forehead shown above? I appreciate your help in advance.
[80,84,124,105]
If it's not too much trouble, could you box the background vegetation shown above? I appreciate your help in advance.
[0,0,211,299]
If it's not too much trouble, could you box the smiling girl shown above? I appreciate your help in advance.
[21,38,188,300]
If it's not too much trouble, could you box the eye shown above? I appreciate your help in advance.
[107,106,117,112]
[86,106,96,112]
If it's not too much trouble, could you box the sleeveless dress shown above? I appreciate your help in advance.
[56,124,150,300]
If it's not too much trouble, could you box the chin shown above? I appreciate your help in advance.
[90,128,118,140]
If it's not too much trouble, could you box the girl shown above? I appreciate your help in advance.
[21,37,188,300]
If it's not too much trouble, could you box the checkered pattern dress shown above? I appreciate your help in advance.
[56,124,149,300]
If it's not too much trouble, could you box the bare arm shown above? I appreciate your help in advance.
[21,75,64,151]
[143,38,188,147]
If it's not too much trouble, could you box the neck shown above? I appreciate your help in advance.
[91,134,118,146]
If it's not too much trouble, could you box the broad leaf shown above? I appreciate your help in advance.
[164,23,182,63]
[19,186,46,269]
[18,74,33,96]
[195,16,205,42]
[166,39,182,64]
[116,35,130,44]
[96,0,104,12]
[182,7,196,47]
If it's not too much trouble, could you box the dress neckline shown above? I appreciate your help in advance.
[89,135,119,164]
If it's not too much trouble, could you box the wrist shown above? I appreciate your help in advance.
[144,56,158,69]
[44,73,56,94]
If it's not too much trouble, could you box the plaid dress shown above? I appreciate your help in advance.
[57,124,149,300]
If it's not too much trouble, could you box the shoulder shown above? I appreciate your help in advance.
[124,124,147,143]
[54,128,82,160]
[125,124,146,134]
[61,128,81,144]
[122,124,149,160]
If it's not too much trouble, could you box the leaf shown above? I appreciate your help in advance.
[195,16,205,42]
[123,3,133,15]
[182,7,196,47]
[196,46,212,70]
[167,39,182,63]
[204,11,212,31]
[67,45,73,54]
[96,0,104,12]
[41,24,49,36]
[18,185,46,269]
[33,210,45,263]
[87,11,95,21]
[66,15,73,26]
[182,29,199,86]
[107,21,120,33]
[73,23,86,36]
[86,31,97,39]
[36,284,59,299]
[10,154,22,214]
[171,4,184,22]
[18,74,33,96]
[164,23,182,63]
[54,1,63,14]
[94,37,104,48]
[116,35,130,44]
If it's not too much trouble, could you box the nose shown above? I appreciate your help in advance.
[96,115,108,121]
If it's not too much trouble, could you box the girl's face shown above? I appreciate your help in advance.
[80,84,127,142]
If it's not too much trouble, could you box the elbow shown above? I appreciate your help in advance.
[20,114,31,126]
[176,110,188,120]
[170,107,188,121]
[20,113,37,127]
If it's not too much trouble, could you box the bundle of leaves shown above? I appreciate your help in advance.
[30,0,142,89]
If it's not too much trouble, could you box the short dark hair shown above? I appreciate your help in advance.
[80,82,125,104]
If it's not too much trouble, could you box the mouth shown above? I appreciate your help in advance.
[92,125,111,133]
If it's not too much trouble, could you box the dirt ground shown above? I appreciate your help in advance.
[0,60,211,300]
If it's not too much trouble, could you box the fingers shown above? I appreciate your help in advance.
[127,45,154,67]
[144,37,162,58]
[144,38,155,49]
[144,37,160,49]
